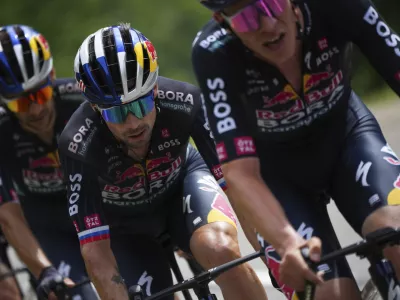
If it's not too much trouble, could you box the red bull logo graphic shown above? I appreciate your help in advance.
[115,164,144,184]
[263,85,297,108]
[384,156,400,166]
[105,178,145,192]
[37,34,49,50]
[388,175,400,206]
[303,72,333,93]
[146,156,172,172]
[207,194,237,228]
[29,152,60,169]
[148,157,182,181]
[145,41,157,62]
[305,71,343,104]
[257,99,304,120]
[265,246,298,300]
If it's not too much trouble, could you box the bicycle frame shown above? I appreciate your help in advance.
[367,254,400,300]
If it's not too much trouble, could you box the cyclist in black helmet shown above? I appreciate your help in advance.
[0,24,98,299]
[192,0,400,299]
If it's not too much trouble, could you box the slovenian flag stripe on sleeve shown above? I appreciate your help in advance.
[78,225,110,245]
[218,178,227,190]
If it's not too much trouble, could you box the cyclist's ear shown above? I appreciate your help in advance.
[213,12,224,23]
[213,12,232,32]
[153,84,158,98]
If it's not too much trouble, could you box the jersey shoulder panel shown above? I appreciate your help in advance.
[53,78,85,106]
[157,76,201,116]
[58,101,107,165]
[192,19,241,55]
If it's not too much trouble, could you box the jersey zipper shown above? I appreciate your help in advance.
[139,160,149,198]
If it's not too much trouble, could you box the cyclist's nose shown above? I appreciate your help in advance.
[28,102,46,116]
[259,15,278,33]
[124,113,142,129]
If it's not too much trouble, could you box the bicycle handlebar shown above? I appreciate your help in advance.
[28,227,400,300]
[141,249,264,300]
[301,227,400,300]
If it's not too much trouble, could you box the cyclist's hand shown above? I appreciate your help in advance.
[36,266,74,299]
[279,237,324,292]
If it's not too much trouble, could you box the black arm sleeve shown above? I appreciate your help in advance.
[60,153,109,246]
[324,0,400,95]
[190,90,227,189]
[191,40,258,165]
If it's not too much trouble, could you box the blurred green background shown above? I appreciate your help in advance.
[1,0,399,104]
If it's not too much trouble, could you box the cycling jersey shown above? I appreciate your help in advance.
[192,0,400,157]
[192,1,400,298]
[58,76,229,245]
[0,78,83,205]
[0,78,99,299]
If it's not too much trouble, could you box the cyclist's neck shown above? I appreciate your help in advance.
[277,46,303,94]
[123,142,150,162]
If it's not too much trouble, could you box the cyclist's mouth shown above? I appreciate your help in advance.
[129,129,145,138]
[262,33,285,50]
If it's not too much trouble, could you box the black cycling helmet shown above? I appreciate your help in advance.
[199,0,240,11]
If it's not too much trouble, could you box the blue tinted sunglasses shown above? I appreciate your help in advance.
[97,91,155,123]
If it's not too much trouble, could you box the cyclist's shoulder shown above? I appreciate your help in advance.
[58,101,104,162]
[192,19,241,59]
[158,76,200,98]
[53,78,85,108]
[157,76,201,111]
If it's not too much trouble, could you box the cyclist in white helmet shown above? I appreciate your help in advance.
[58,23,268,300]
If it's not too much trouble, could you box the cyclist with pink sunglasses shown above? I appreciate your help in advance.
[192,0,400,299]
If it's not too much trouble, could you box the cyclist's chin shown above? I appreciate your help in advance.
[21,111,51,127]
[125,128,151,148]
[251,34,296,65]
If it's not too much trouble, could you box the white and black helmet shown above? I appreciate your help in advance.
[74,23,159,106]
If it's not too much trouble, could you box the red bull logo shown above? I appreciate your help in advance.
[207,194,237,228]
[146,156,172,172]
[265,246,298,300]
[145,41,157,62]
[148,157,182,181]
[384,156,400,166]
[303,72,333,92]
[115,164,144,184]
[388,175,400,206]
[263,85,297,108]
[37,34,49,50]
[29,152,60,169]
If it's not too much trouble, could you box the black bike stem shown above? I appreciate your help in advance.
[207,250,264,281]
[146,249,265,300]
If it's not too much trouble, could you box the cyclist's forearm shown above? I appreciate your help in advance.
[0,203,51,278]
[225,175,302,256]
[82,242,129,300]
